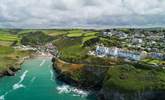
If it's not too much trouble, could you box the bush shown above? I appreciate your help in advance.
[21,31,54,45]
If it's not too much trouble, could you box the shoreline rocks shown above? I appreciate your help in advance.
[52,57,108,96]
[52,57,165,100]
[0,55,32,78]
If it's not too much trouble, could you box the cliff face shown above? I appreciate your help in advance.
[0,61,22,77]
[52,58,165,100]
[0,56,30,77]
[52,58,108,89]
[99,87,165,100]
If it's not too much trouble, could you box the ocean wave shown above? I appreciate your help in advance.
[0,95,5,100]
[0,92,9,100]
[31,77,36,83]
[50,70,54,81]
[40,60,46,66]
[0,95,4,100]
[0,70,28,100]
[13,84,25,90]
[12,70,28,90]
[56,85,89,97]
[20,70,28,82]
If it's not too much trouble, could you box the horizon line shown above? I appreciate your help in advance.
[1,25,165,30]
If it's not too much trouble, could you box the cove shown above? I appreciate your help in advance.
[0,57,96,100]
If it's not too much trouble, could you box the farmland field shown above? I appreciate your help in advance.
[0,34,19,42]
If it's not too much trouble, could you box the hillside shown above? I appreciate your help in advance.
[0,28,165,100]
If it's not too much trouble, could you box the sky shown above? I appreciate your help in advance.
[0,0,165,28]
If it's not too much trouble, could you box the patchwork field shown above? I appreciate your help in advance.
[0,34,18,42]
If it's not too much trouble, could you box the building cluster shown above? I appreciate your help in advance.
[14,45,37,51]
[102,29,128,39]
[101,29,165,53]
[95,45,165,61]
[96,45,143,61]
[45,43,58,56]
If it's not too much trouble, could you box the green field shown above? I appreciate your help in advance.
[103,64,165,92]
[83,32,98,36]
[0,45,32,71]
[60,45,88,62]
[82,35,97,43]
[66,30,98,38]
[67,32,83,37]
[142,59,165,65]
[0,34,19,42]
[0,29,20,46]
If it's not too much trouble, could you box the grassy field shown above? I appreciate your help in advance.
[67,33,83,37]
[0,34,19,42]
[0,45,14,54]
[0,45,15,71]
[83,32,98,36]
[142,59,165,65]
[66,30,98,38]
[82,35,97,43]
[53,36,89,63]
[60,45,88,62]
[0,45,32,71]
[103,64,165,92]
[0,29,20,46]
[0,41,13,46]
[0,30,33,71]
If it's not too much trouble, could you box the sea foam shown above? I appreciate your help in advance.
[0,95,4,100]
[31,77,36,83]
[40,60,46,66]
[13,84,25,90]
[50,70,54,81]
[12,70,28,90]
[56,85,89,97]
[0,92,9,100]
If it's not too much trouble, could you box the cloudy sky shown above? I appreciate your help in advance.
[0,0,165,28]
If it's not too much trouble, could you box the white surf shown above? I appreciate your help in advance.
[40,60,46,66]
[50,70,54,81]
[13,70,28,90]
[56,84,89,97]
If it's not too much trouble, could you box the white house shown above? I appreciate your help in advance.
[102,31,113,37]
[96,46,141,61]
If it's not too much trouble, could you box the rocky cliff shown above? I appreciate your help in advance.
[52,57,165,100]
[52,57,108,90]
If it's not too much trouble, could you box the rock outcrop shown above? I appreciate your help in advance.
[52,57,108,90]
[52,57,165,100]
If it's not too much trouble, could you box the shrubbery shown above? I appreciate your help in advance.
[21,31,54,45]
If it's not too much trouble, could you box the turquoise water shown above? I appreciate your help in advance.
[0,58,95,100]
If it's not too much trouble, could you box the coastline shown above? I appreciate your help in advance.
[52,57,165,100]
[0,52,44,77]
[52,57,108,92]
[0,55,32,77]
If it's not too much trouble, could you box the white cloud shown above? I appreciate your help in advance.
[0,0,165,28]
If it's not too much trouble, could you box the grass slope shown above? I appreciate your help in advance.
[103,64,165,92]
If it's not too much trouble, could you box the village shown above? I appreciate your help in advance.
[88,29,165,66]
[13,43,58,57]
[100,29,165,53]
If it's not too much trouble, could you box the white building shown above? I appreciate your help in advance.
[96,46,141,61]
[102,31,113,37]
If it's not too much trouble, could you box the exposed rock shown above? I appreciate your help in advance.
[6,69,15,76]
[52,57,165,100]
[52,58,108,90]
[0,56,31,78]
